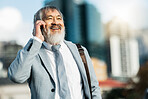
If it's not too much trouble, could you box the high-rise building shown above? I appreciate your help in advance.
[137,29,148,65]
[0,41,22,71]
[106,17,140,79]
[0,41,29,99]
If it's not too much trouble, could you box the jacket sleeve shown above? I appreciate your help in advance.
[83,47,102,99]
[8,38,42,83]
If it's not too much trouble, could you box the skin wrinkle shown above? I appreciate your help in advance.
[41,9,65,45]
[33,6,64,26]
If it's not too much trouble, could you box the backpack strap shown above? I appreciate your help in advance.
[76,44,92,99]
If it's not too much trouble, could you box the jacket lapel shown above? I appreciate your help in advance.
[38,46,55,85]
[37,41,87,87]
[64,41,87,82]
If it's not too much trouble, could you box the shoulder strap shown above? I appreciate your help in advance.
[76,44,92,99]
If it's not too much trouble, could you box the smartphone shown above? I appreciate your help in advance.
[40,25,44,34]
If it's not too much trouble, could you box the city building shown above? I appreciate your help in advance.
[105,17,140,79]
[0,41,29,99]
[137,28,148,65]
[0,41,22,68]
[0,79,30,99]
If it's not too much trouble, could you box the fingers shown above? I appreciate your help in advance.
[33,20,45,41]
[35,20,46,28]
[34,20,46,35]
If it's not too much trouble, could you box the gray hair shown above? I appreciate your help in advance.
[33,5,63,24]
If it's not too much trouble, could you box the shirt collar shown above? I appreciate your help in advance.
[43,41,64,51]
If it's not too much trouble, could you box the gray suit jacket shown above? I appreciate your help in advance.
[8,38,102,99]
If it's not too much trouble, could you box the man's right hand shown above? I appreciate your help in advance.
[32,20,46,42]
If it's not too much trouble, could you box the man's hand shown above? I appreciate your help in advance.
[32,20,46,42]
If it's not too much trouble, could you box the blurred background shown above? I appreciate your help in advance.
[0,0,148,99]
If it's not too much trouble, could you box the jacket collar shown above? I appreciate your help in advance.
[38,40,87,84]
[38,47,56,86]
[64,41,87,81]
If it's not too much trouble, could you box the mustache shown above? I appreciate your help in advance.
[50,24,62,30]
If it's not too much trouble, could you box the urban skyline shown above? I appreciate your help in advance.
[0,0,148,99]
[0,0,148,46]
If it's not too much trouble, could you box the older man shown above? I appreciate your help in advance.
[8,6,102,99]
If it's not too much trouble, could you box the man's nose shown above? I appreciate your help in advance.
[52,18,57,24]
[51,23,56,26]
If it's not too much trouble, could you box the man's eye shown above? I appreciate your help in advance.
[47,17,53,20]
[57,17,62,20]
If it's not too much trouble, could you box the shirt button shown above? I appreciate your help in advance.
[51,88,55,92]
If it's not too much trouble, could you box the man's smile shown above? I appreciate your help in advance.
[50,24,62,30]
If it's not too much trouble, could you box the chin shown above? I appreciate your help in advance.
[45,30,65,45]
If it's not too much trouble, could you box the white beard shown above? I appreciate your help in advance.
[43,28,65,45]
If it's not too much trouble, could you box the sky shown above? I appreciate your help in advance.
[0,0,44,46]
[0,0,148,46]
[88,0,148,29]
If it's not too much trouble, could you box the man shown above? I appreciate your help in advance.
[8,6,102,99]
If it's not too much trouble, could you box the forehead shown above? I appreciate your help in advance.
[43,9,61,17]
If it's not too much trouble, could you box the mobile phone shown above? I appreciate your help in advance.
[40,25,44,34]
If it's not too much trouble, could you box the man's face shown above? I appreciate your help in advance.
[42,9,64,35]
[41,9,65,45]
